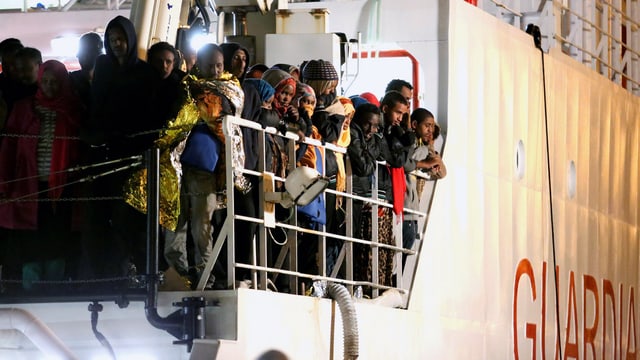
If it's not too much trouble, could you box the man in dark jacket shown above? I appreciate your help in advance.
[69,32,103,111]
[347,103,394,236]
[80,16,163,281]
[86,15,162,156]
[347,102,402,290]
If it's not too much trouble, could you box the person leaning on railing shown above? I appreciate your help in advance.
[347,102,399,294]
[401,108,447,267]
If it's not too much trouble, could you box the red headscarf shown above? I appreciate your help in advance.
[273,77,297,118]
[35,60,79,118]
[36,60,81,199]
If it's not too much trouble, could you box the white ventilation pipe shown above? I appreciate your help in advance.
[326,283,359,360]
[0,308,78,360]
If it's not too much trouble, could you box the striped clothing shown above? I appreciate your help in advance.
[35,105,56,182]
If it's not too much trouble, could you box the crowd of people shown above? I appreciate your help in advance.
[0,15,446,295]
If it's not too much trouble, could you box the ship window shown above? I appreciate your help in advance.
[515,140,525,180]
[567,160,576,198]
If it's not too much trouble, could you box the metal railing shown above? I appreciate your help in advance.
[550,0,640,93]
[474,0,640,96]
[0,117,438,305]
[194,115,431,301]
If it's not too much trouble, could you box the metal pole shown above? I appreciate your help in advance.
[144,148,183,337]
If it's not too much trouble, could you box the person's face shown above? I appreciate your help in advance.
[343,112,353,130]
[16,58,39,85]
[77,39,103,71]
[360,112,380,140]
[320,81,337,95]
[107,27,128,64]
[276,84,295,106]
[383,102,409,126]
[198,50,224,79]
[184,48,197,72]
[1,52,20,80]
[150,49,175,79]
[78,48,101,71]
[413,116,435,144]
[400,85,413,106]
[299,95,315,109]
[230,49,246,78]
[39,70,60,99]
[262,95,274,109]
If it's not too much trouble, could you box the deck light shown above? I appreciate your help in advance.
[265,166,329,208]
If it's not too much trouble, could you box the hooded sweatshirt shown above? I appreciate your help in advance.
[86,15,162,158]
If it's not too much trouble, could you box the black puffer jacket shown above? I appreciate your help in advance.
[347,123,394,200]
[384,124,416,172]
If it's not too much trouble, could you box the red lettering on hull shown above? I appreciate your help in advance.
[513,258,638,360]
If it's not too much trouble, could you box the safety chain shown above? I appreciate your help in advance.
[1,124,191,141]
[5,193,221,203]
[0,277,130,285]
[7,196,124,202]
[0,133,81,140]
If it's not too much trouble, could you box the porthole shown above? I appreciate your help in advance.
[515,140,525,180]
[567,160,576,198]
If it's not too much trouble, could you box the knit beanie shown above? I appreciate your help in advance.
[301,59,338,81]
[359,92,380,107]
[349,95,369,109]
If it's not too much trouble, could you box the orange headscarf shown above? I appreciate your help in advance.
[273,77,297,118]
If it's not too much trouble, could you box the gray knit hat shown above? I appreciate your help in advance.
[302,59,338,81]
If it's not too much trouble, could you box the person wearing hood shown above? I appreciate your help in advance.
[0,60,82,289]
[271,63,300,81]
[220,42,250,83]
[81,15,162,280]
[86,15,162,155]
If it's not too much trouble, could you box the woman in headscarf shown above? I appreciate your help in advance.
[262,68,291,89]
[244,78,275,109]
[294,82,318,168]
[220,42,250,83]
[271,63,301,81]
[0,60,81,289]
[272,77,297,119]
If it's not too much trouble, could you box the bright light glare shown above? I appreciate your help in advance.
[190,33,217,52]
[50,35,81,57]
